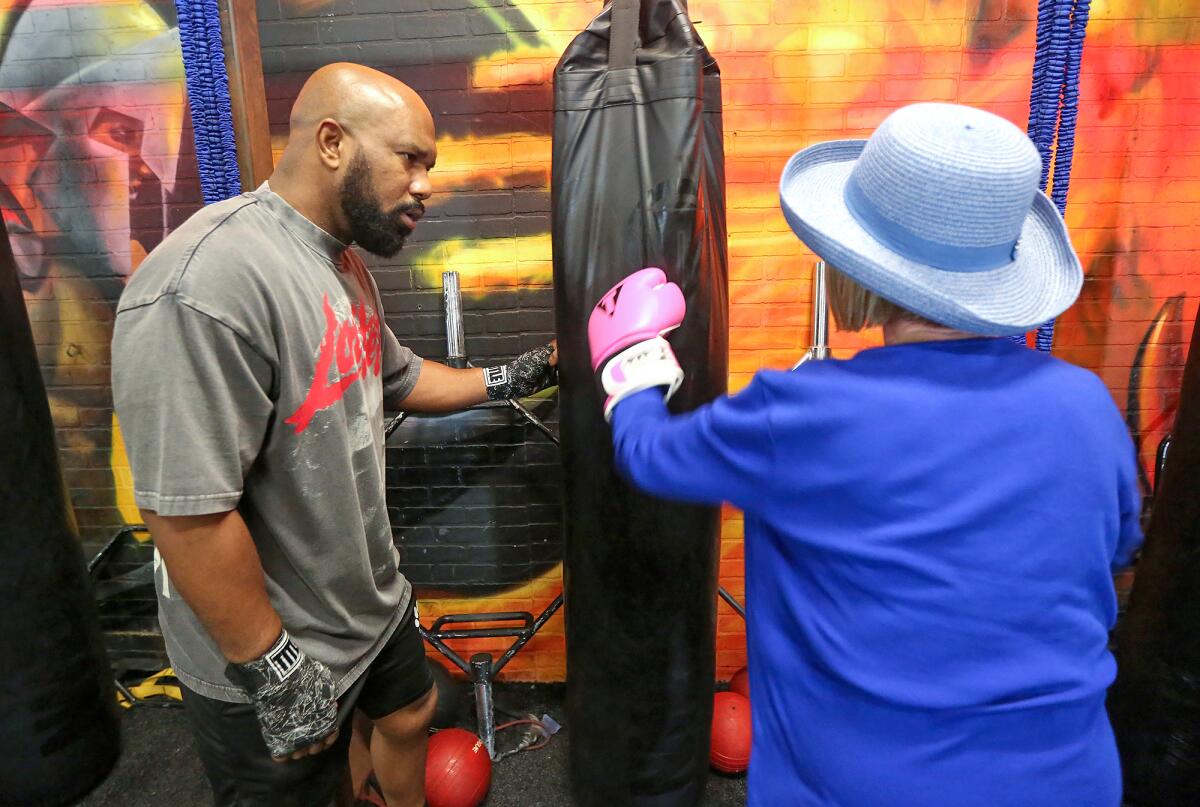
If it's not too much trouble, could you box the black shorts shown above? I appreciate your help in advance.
[180,599,433,807]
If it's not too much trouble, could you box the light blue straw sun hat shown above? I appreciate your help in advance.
[779,102,1083,336]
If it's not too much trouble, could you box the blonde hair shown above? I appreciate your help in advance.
[825,266,936,332]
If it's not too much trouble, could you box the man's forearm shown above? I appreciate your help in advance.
[141,509,283,664]
[389,360,487,412]
[388,342,559,412]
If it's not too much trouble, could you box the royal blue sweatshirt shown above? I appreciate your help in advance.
[611,337,1142,807]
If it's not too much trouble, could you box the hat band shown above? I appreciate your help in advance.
[844,174,1017,273]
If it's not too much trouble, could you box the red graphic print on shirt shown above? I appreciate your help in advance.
[286,294,382,434]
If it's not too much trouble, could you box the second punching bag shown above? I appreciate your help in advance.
[1109,311,1200,806]
[0,214,120,800]
[552,0,728,804]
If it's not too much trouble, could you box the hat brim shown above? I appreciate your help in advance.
[779,140,1083,336]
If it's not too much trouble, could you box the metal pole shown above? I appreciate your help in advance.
[443,271,468,369]
[793,260,829,369]
[812,260,828,360]
[470,653,497,760]
[718,586,746,620]
[492,593,565,675]
[504,397,559,445]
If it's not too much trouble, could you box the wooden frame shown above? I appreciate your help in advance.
[218,0,273,191]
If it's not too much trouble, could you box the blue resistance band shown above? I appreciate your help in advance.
[176,0,242,205]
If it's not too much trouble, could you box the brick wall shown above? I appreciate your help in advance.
[11,0,1200,683]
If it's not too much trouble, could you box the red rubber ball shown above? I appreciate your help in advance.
[729,665,750,700]
[710,691,752,774]
[425,728,492,807]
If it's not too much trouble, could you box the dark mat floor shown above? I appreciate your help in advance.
[78,683,748,806]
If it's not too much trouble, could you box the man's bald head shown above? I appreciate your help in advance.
[287,63,433,141]
[271,63,436,257]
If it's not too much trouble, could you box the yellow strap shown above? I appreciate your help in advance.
[116,667,182,708]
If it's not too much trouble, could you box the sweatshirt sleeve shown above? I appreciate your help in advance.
[608,375,778,510]
[1112,435,1145,570]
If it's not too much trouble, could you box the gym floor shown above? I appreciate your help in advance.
[79,683,750,806]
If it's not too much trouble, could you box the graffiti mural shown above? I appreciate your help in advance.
[3,0,203,547]
[13,0,1200,681]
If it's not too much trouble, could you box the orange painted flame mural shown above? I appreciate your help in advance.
[8,0,1199,682]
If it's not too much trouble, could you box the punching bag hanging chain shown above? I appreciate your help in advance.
[1023,0,1091,351]
[176,0,242,204]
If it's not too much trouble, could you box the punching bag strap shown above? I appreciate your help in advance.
[609,0,641,69]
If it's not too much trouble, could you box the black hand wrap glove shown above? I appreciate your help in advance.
[484,342,558,401]
[225,629,337,759]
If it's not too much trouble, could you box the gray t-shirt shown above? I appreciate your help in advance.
[112,183,422,702]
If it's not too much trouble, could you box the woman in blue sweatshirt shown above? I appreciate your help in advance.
[589,103,1143,806]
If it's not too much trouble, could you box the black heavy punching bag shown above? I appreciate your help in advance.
[552,1,727,803]
[0,223,120,801]
[1109,313,1200,806]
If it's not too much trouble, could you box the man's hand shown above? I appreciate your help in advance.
[483,341,559,401]
[225,629,340,762]
[141,509,338,761]
[392,340,559,412]
[588,269,686,419]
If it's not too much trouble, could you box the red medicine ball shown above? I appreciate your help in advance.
[425,728,492,807]
[710,691,752,774]
[729,665,750,699]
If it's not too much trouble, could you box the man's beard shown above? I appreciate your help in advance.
[339,153,423,258]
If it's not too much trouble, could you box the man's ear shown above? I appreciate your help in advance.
[316,119,345,170]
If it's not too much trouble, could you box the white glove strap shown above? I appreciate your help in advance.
[601,336,684,422]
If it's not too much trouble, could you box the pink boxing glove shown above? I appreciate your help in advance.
[588,268,687,421]
[588,268,686,371]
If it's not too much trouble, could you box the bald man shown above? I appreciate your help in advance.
[111,64,557,806]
